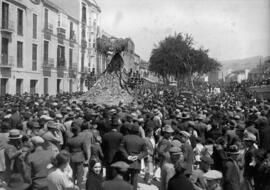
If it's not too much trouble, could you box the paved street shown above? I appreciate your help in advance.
[138,183,159,190]
[138,176,159,190]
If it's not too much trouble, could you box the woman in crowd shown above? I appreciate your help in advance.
[86,158,103,190]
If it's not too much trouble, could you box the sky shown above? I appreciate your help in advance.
[97,0,270,61]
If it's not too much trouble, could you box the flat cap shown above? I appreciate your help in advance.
[31,136,45,144]
[203,170,223,180]
[180,131,191,138]
[111,161,130,170]
[40,115,53,121]
[169,146,182,155]
[55,113,63,119]
[243,132,256,142]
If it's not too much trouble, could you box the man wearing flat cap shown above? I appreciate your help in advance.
[243,132,257,190]
[42,121,61,156]
[157,125,174,167]
[203,170,223,190]
[160,146,183,190]
[66,126,88,189]
[167,160,194,190]
[102,118,123,180]
[223,145,241,190]
[25,136,54,190]
[191,156,214,190]
[102,161,132,190]
[179,130,194,178]
[119,124,147,190]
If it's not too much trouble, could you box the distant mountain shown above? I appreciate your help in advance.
[220,56,269,75]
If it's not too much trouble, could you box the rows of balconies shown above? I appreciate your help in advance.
[0,55,80,78]
[43,23,77,44]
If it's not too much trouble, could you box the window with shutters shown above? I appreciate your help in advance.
[17,41,23,68]
[33,14,37,39]
[32,44,37,71]
[17,9,23,36]
[57,45,65,67]
[44,8,48,28]
[2,2,9,29]
[82,4,86,23]
[69,48,73,68]
[44,41,49,64]
[70,22,74,39]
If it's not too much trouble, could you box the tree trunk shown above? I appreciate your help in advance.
[189,70,194,89]
[162,76,170,86]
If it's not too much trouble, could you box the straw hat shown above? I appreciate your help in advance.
[9,129,22,140]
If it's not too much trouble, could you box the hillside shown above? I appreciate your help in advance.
[220,56,267,74]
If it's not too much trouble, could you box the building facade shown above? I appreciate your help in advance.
[0,0,45,95]
[0,0,101,95]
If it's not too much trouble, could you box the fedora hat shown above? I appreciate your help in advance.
[153,109,159,115]
[243,132,256,142]
[9,129,22,140]
[181,112,190,119]
[227,145,240,155]
[203,170,223,180]
[46,121,57,129]
[163,124,174,133]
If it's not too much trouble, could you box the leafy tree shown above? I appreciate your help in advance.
[97,36,111,56]
[97,37,129,55]
[149,33,221,88]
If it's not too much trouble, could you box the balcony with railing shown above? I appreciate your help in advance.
[57,65,66,78]
[43,58,54,77]
[81,38,87,49]
[0,55,13,78]
[90,26,95,34]
[68,65,78,78]
[57,56,66,78]
[69,30,76,47]
[1,19,15,34]
[70,30,76,42]
[1,55,14,67]
[44,23,53,40]
[80,66,89,79]
[57,28,66,44]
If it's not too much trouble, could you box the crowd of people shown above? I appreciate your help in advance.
[0,81,269,190]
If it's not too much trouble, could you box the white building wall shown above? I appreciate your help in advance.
[0,0,99,95]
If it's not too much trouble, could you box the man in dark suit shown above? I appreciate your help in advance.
[179,131,194,177]
[102,161,132,190]
[120,124,147,190]
[257,117,270,152]
[156,124,174,166]
[223,145,241,190]
[10,107,22,129]
[102,118,123,180]
[167,160,194,190]
[66,126,88,189]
